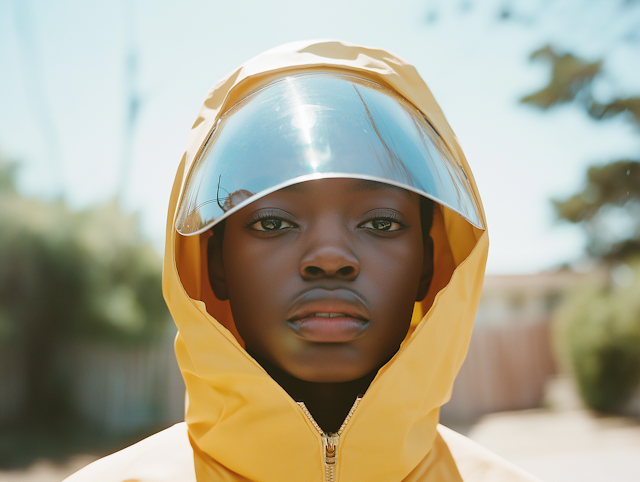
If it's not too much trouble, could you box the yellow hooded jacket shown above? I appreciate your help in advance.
[65,40,540,482]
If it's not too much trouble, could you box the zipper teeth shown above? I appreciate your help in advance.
[297,396,362,436]
[337,396,361,435]
[298,397,362,482]
[326,465,334,482]
[297,401,325,435]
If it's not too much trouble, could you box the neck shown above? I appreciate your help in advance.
[251,354,377,433]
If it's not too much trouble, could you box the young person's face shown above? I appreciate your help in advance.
[208,178,433,383]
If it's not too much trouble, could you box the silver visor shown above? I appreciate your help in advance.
[176,73,484,235]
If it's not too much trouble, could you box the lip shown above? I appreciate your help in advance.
[287,289,370,343]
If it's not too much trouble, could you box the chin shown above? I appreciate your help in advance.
[292,369,367,383]
[285,353,377,383]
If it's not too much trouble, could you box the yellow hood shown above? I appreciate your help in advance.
[163,40,489,482]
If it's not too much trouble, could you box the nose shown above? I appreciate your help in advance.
[299,233,360,281]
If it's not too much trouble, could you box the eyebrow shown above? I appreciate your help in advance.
[280,179,413,199]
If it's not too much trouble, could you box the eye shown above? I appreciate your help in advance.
[250,218,296,232]
[360,217,406,232]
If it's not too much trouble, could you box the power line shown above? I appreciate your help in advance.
[11,0,65,197]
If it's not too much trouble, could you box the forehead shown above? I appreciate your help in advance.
[223,178,422,224]
[278,179,414,200]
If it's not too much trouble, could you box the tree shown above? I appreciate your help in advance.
[551,159,640,261]
[506,2,640,413]
[524,45,640,412]
[0,156,169,423]
[421,1,640,262]
[521,45,640,261]
[423,0,640,413]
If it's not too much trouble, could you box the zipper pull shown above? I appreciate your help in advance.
[323,434,339,466]
[322,434,339,482]
[298,397,362,482]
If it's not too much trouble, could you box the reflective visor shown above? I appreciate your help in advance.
[176,73,484,235]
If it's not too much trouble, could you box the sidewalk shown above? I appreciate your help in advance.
[0,455,96,482]
[467,377,640,482]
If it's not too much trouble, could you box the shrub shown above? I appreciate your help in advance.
[0,158,170,421]
[554,262,640,413]
[0,163,169,346]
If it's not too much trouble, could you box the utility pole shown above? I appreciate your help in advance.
[117,0,143,204]
[12,0,64,197]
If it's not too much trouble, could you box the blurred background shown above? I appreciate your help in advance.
[1,0,639,480]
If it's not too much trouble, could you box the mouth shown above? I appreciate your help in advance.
[287,290,370,343]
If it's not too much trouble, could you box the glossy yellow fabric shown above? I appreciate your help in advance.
[65,40,541,482]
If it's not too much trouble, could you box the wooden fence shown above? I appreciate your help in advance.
[441,317,556,422]
[0,345,26,423]
[60,340,185,433]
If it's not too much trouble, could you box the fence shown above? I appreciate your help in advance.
[441,317,556,422]
[62,340,185,433]
[0,344,27,422]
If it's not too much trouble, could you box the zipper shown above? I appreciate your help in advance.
[297,397,362,482]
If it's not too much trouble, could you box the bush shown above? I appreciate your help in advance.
[0,162,169,346]
[0,158,170,421]
[554,262,640,413]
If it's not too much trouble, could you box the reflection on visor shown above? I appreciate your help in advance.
[176,73,484,235]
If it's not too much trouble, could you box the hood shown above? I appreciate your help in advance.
[163,40,488,482]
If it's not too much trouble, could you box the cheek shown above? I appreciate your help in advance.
[222,235,297,331]
[362,234,425,331]
[366,233,425,293]
[224,236,296,289]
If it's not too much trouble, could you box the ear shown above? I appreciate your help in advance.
[207,233,229,301]
[416,234,434,301]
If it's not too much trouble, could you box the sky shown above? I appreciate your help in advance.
[1,0,639,274]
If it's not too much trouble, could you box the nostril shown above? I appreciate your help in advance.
[303,265,357,279]
[337,266,355,278]
[300,248,360,279]
[305,266,324,277]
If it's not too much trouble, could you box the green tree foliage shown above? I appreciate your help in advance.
[513,4,640,414]
[0,157,169,419]
[551,161,640,260]
[521,46,603,109]
[0,161,168,344]
[522,45,640,261]
[521,44,640,129]
[422,0,640,412]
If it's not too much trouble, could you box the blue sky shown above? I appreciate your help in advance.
[1,0,639,273]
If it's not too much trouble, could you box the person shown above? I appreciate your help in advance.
[65,40,540,481]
